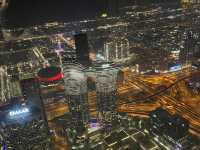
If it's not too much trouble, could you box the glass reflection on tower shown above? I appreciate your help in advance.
[63,64,90,134]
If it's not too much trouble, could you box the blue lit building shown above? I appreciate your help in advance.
[0,102,52,150]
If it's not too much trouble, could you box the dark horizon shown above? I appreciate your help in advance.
[3,0,179,27]
[5,0,103,27]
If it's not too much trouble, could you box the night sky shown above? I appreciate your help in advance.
[4,0,176,27]
[5,0,103,27]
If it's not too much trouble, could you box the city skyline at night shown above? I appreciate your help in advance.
[1,0,200,150]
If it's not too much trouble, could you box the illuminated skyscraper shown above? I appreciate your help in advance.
[86,62,118,122]
[0,67,6,102]
[63,64,90,134]
[104,37,130,62]
[0,66,12,103]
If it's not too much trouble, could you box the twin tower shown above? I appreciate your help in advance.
[63,62,119,134]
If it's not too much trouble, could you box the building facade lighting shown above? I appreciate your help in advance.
[9,107,30,117]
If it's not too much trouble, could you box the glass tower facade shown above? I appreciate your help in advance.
[86,62,118,122]
[63,64,90,134]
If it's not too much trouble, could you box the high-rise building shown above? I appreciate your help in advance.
[63,64,90,134]
[104,37,130,62]
[84,62,119,133]
[180,30,195,65]
[87,62,118,121]
[0,66,14,103]
[74,33,91,66]
[101,0,120,17]
[0,67,7,103]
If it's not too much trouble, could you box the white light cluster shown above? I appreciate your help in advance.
[169,65,181,72]
[9,108,30,117]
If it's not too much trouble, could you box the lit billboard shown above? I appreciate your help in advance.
[9,107,30,117]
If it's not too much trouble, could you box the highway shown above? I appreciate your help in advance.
[46,67,200,126]
[44,67,200,149]
[123,68,200,136]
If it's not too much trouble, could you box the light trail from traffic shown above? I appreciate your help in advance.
[123,68,200,136]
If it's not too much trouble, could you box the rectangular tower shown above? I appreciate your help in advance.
[63,64,90,135]
[74,33,91,66]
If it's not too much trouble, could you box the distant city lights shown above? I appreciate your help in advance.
[9,107,30,117]
[102,64,110,68]
[101,13,108,18]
